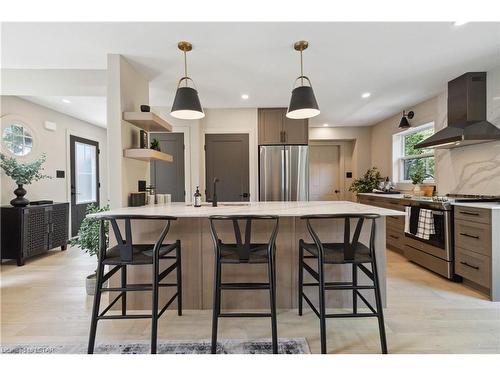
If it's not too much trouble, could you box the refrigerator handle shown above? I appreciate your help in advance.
[281,148,285,201]
[285,148,291,201]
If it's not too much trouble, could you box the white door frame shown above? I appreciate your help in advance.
[309,140,346,201]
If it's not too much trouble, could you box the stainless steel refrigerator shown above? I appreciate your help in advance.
[259,145,309,201]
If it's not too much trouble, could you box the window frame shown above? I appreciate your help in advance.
[393,122,435,184]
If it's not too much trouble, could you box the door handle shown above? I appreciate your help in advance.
[460,261,479,270]
[459,232,479,239]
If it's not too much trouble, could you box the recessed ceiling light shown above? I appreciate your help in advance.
[361,92,371,99]
[241,94,249,100]
[62,99,71,104]
[453,21,468,26]
[323,123,329,127]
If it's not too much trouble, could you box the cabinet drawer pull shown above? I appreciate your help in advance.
[459,211,479,216]
[459,232,479,239]
[460,261,479,270]
[389,234,399,239]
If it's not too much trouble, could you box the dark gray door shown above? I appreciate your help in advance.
[70,135,99,237]
[205,134,250,202]
[150,133,185,202]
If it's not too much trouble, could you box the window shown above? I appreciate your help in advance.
[2,123,33,156]
[393,123,435,183]
[75,141,97,204]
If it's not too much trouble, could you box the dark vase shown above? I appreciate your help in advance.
[10,184,29,207]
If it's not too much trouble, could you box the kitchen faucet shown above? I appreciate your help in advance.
[212,178,219,207]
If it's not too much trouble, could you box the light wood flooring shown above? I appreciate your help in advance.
[1,247,499,353]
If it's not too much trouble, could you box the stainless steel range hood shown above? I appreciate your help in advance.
[416,72,500,149]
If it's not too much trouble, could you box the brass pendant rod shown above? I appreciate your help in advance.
[184,51,188,87]
[300,50,304,86]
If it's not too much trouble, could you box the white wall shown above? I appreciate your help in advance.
[107,54,150,208]
[0,96,108,205]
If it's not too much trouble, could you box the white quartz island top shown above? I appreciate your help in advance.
[89,200,405,218]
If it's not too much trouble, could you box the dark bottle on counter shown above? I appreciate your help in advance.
[194,186,202,207]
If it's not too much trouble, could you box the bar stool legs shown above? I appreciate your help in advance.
[210,258,221,354]
[87,262,104,354]
[176,240,182,316]
[298,245,304,316]
[121,265,127,315]
[317,255,327,354]
[372,260,388,354]
[268,252,278,354]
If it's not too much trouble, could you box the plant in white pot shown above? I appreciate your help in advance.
[410,164,426,196]
[69,204,109,295]
[0,153,51,206]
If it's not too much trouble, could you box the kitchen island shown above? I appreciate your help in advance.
[90,201,404,310]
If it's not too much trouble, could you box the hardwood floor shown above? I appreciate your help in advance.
[1,246,499,353]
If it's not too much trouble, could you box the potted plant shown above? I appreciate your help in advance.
[0,153,51,207]
[410,164,426,196]
[150,138,160,151]
[69,204,109,295]
[349,167,384,194]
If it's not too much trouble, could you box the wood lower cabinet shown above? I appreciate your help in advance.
[453,205,499,301]
[258,108,308,145]
[357,194,406,253]
[1,203,69,266]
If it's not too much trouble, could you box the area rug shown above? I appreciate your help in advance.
[1,338,310,354]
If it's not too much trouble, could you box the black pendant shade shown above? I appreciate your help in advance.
[286,41,320,120]
[170,41,205,120]
[171,86,205,120]
[287,85,320,119]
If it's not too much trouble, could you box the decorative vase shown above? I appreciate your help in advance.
[10,184,29,207]
[412,184,422,197]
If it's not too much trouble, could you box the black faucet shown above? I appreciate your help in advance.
[212,178,219,207]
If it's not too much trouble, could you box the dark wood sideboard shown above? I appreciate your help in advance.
[1,203,69,266]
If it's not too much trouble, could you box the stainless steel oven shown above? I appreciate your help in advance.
[403,202,455,279]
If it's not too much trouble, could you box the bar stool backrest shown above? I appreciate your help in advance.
[208,215,279,262]
[300,214,380,261]
[96,215,177,262]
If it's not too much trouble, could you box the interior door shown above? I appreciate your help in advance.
[309,144,340,201]
[70,135,99,237]
[150,132,185,201]
[205,134,250,202]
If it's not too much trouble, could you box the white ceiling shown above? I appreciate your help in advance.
[20,96,107,128]
[3,22,500,127]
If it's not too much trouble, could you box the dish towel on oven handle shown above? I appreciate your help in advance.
[416,209,435,240]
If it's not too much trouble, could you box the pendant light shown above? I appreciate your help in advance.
[170,41,205,120]
[398,110,414,129]
[286,41,320,119]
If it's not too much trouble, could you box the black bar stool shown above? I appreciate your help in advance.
[208,215,279,354]
[298,214,387,354]
[87,215,182,354]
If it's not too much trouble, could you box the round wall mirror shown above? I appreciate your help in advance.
[2,123,33,156]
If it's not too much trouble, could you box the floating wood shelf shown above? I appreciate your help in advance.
[123,148,173,162]
[122,112,173,132]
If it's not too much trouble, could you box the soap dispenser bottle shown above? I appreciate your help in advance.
[194,186,202,207]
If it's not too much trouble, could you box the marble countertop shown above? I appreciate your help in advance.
[89,201,405,219]
[359,193,500,210]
